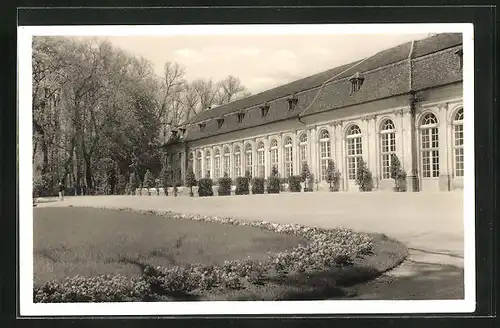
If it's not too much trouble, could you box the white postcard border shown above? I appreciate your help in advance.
[18,23,475,316]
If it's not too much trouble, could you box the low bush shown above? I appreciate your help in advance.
[251,177,265,194]
[266,177,280,194]
[235,177,249,195]
[198,178,214,197]
[218,174,232,196]
[288,175,302,192]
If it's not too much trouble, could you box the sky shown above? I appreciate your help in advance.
[89,33,430,94]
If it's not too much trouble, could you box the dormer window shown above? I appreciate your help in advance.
[455,48,463,69]
[349,72,365,94]
[237,111,245,123]
[217,117,224,129]
[198,123,206,131]
[287,93,298,111]
[260,102,270,118]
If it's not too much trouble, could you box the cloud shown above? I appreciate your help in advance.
[237,48,261,56]
[174,48,204,63]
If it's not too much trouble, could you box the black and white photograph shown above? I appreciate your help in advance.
[18,23,475,316]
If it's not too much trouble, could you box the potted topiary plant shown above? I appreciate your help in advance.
[143,169,155,196]
[267,166,281,194]
[300,162,312,191]
[390,154,407,192]
[355,158,373,192]
[325,159,341,191]
[185,169,197,197]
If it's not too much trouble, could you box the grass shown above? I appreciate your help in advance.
[34,207,306,286]
[33,207,409,301]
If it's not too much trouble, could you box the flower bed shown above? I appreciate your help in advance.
[34,207,405,302]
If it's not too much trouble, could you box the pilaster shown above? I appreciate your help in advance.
[438,103,451,191]
[310,127,317,183]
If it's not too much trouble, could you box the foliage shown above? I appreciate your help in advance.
[288,175,302,192]
[218,173,232,196]
[390,154,407,192]
[267,167,281,194]
[31,36,251,197]
[33,173,54,197]
[244,169,252,181]
[128,172,141,195]
[235,177,249,195]
[198,178,214,197]
[326,159,341,191]
[115,173,127,195]
[355,158,373,192]
[300,163,314,192]
[185,170,197,197]
[159,163,173,190]
[251,177,265,194]
[143,170,155,189]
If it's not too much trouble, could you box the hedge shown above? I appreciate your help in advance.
[198,178,214,197]
[235,177,249,195]
[288,175,302,192]
[218,176,232,196]
[267,176,280,194]
[251,177,265,194]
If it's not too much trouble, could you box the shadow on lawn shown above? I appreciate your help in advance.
[245,259,464,301]
[349,259,465,300]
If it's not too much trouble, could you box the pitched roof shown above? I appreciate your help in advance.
[179,33,462,142]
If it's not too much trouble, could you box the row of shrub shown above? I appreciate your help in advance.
[34,208,375,303]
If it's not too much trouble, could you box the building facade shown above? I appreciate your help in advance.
[164,33,464,192]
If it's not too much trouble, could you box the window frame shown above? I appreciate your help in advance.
[453,108,464,178]
[346,125,362,181]
[234,146,242,178]
[420,112,440,179]
[283,137,293,178]
[257,142,265,178]
[245,143,253,177]
[379,119,396,180]
[270,139,279,172]
[319,129,331,181]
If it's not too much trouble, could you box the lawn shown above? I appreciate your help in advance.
[33,207,408,302]
[34,207,306,285]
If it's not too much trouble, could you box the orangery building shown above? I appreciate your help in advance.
[164,33,464,192]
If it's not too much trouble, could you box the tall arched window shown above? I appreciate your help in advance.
[188,152,194,171]
[257,141,265,178]
[420,113,439,178]
[214,148,221,179]
[284,137,293,178]
[234,146,242,178]
[205,150,211,178]
[270,139,279,172]
[346,125,362,180]
[319,129,331,181]
[196,151,202,179]
[245,143,253,177]
[380,119,396,179]
[298,133,308,167]
[453,108,464,177]
[223,146,231,177]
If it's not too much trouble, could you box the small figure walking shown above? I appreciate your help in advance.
[58,181,65,201]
